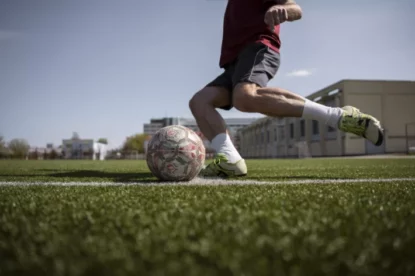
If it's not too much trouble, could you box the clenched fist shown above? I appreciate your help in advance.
[264,5,288,30]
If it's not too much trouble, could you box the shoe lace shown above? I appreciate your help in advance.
[343,113,367,136]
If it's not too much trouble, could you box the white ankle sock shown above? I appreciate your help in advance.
[210,133,242,163]
[302,99,343,128]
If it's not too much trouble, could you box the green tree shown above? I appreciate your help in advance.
[106,148,120,159]
[0,136,5,153]
[32,148,39,160]
[0,136,5,150]
[0,136,9,158]
[50,149,58,159]
[8,138,30,159]
[122,134,148,154]
[97,138,108,144]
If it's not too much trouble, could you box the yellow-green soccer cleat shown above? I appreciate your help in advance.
[338,106,384,146]
[199,153,248,178]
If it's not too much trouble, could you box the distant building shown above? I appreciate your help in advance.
[143,118,177,135]
[143,117,258,151]
[28,145,62,160]
[62,134,108,160]
[239,79,415,158]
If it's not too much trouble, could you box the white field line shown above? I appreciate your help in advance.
[0,178,414,187]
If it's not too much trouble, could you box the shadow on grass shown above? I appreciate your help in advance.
[1,170,345,184]
[48,171,343,183]
[48,170,157,183]
[0,170,158,183]
[37,169,64,172]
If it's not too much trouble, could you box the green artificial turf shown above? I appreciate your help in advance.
[0,159,415,276]
[0,158,414,182]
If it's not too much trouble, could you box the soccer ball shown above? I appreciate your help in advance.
[146,125,205,181]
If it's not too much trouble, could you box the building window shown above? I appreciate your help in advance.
[290,123,294,139]
[274,128,277,141]
[300,120,305,137]
[312,120,319,135]
[267,130,270,143]
[328,126,336,132]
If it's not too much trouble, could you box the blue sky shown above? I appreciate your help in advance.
[1,0,414,149]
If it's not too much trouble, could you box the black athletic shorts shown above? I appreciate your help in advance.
[206,42,280,110]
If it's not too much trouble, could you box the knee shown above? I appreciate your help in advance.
[189,89,211,115]
[190,86,231,114]
[189,94,196,112]
[233,83,257,112]
[189,91,203,113]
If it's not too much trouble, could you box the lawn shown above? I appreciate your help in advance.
[0,158,415,276]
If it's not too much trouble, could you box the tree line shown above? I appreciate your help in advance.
[0,136,31,159]
[0,134,149,160]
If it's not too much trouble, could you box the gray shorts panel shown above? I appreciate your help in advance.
[206,42,280,110]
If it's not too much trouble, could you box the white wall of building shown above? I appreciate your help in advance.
[62,138,108,160]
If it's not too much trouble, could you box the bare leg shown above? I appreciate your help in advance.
[189,86,243,164]
[232,82,384,146]
[256,87,306,117]
[233,82,306,117]
[232,82,343,128]
[189,86,230,141]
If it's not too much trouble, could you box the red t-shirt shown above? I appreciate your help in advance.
[219,0,281,68]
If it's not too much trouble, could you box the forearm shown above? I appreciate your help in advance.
[281,3,302,21]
